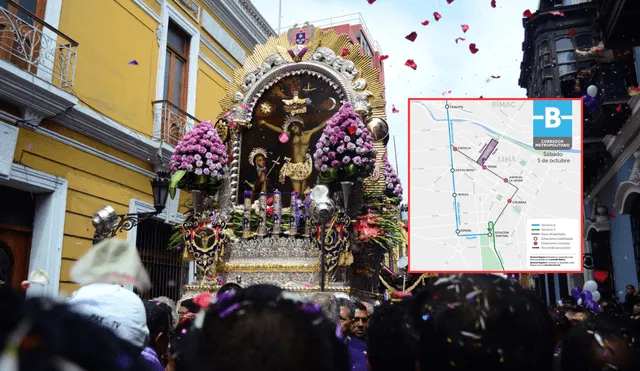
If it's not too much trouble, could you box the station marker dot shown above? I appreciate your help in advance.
[453,147,457,151]
[507,199,512,203]
[487,232,492,237]
[455,229,460,234]
[503,178,508,183]
[482,165,487,170]
[534,241,538,246]
[453,193,457,197]
[445,104,450,109]
[451,168,455,173]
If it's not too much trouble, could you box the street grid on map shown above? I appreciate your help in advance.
[409,99,582,272]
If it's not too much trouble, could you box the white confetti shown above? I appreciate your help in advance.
[461,331,481,339]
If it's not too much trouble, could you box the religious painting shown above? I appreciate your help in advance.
[238,73,342,206]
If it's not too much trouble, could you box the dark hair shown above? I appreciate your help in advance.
[176,284,350,371]
[337,298,355,319]
[179,299,200,314]
[410,274,555,371]
[0,285,149,370]
[218,282,242,296]
[144,300,173,347]
[354,301,368,314]
[561,316,640,371]
[367,299,417,371]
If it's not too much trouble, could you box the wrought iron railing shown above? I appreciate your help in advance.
[0,0,78,90]
[152,100,200,146]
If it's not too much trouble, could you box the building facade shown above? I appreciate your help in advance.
[519,0,640,305]
[0,0,274,299]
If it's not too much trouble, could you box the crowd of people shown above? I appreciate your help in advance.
[1,273,640,371]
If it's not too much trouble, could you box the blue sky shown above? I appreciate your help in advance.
[250,0,540,200]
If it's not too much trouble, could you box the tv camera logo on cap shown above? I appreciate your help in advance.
[532,100,573,150]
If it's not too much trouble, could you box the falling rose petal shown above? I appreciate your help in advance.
[479,95,484,98]
[405,59,417,70]
[392,105,399,113]
[616,104,623,112]
[491,0,496,8]
[128,60,138,65]
[442,90,452,96]
[469,43,479,54]
[523,9,533,18]
[491,75,501,79]
[610,211,617,218]
[380,55,389,61]
[568,28,575,37]
[434,12,442,21]
[193,293,213,308]
[367,0,375,4]
[446,0,454,3]
[421,20,430,26]
[341,48,350,57]
[461,24,469,33]
[21,281,31,290]
[405,32,417,42]
[455,37,466,44]
[550,11,564,16]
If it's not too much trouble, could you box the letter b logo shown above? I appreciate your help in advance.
[545,107,561,128]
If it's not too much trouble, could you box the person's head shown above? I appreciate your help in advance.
[351,302,369,339]
[337,298,355,335]
[178,299,199,316]
[311,292,340,325]
[0,284,149,370]
[561,316,640,371]
[218,282,243,297]
[67,283,149,351]
[256,155,266,168]
[143,300,173,356]
[290,122,302,136]
[626,285,635,295]
[176,284,350,371]
[410,274,555,371]
[366,299,417,371]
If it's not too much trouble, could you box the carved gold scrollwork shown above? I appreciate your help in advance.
[314,213,351,274]
[182,214,227,279]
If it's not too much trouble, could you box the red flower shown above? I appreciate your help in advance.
[348,125,357,135]
[193,292,213,308]
[267,206,273,216]
[267,196,274,206]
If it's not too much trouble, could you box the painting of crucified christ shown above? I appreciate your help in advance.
[237,73,342,206]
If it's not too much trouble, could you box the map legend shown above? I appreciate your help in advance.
[525,219,581,271]
[408,98,583,273]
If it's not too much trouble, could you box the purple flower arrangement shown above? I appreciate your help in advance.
[168,121,228,198]
[313,103,377,182]
[382,154,403,202]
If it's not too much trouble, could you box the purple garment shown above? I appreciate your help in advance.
[347,337,368,371]
[141,347,164,371]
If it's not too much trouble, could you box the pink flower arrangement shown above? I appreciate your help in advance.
[313,103,377,181]
[382,154,403,201]
[168,121,228,198]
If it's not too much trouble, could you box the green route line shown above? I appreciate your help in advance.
[488,221,505,270]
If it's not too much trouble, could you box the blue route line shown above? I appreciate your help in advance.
[445,100,460,231]
[458,234,486,237]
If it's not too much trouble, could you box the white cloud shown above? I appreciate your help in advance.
[250,0,539,201]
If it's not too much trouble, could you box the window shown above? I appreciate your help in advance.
[358,33,373,57]
[555,37,576,77]
[0,0,47,72]
[134,218,189,302]
[543,79,555,97]
[164,21,190,109]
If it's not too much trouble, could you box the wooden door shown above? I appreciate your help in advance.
[0,224,32,291]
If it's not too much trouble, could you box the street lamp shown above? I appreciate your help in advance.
[92,171,170,244]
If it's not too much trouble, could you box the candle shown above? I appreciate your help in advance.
[256,192,268,237]
[272,190,282,235]
[303,188,312,238]
[288,191,299,236]
[242,190,252,239]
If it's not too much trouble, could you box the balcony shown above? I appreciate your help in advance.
[584,60,637,136]
[0,1,78,90]
[598,0,640,49]
[152,100,199,146]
